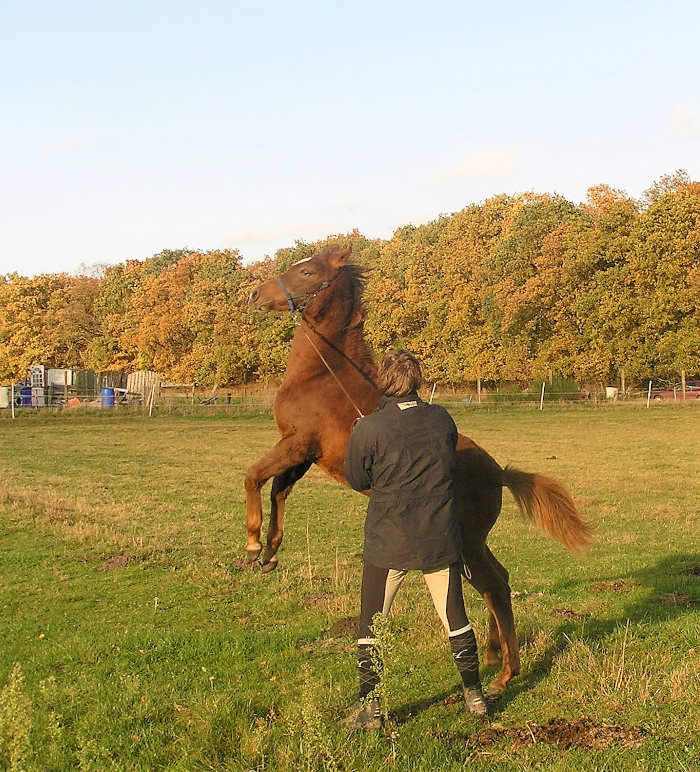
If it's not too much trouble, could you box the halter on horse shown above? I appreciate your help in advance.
[274,270,365,419]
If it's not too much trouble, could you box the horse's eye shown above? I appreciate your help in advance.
[301,269,311,277]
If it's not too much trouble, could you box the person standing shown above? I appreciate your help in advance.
[343,350,487,729]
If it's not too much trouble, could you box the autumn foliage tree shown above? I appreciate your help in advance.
[1,173,697,388]
[0,273,100,380]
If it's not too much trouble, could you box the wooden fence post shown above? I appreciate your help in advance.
[681,369,686,400]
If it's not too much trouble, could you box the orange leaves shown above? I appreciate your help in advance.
[1,179,697,386]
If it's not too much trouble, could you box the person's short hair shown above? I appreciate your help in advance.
[377,350,422,397]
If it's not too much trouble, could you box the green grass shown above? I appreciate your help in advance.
[1,405,698,770]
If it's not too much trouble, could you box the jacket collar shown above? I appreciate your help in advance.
[378,391,422,410]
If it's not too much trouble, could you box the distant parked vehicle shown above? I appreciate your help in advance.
[650,380,700,400]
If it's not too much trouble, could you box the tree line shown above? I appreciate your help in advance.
[1,172,698,389]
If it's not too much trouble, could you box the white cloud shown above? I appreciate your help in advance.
[670,103,700,139]
[222,216,365,260]
[437,147,518,182]
[224,218,329,245]
[45,138,86,154]
[326,197,364,213]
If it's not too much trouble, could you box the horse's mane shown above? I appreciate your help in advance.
[341,263,375,372]
[342,263,367,311]
[310,261,375,374]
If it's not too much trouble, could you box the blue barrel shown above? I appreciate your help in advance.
[100,387,115,408]
[20,387,32,406]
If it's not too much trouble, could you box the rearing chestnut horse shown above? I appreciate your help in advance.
[246,244,591,697]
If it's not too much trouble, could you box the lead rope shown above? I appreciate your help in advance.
[294,316,365,419]
[277,274,365,420]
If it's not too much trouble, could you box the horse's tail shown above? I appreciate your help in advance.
[501,465,593,553]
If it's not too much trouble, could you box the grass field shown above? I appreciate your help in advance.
[1,405,698,770]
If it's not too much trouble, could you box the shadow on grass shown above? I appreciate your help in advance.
[393,552,699,722]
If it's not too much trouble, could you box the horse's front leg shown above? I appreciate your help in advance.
[244,438,310,563]
[260,460,312,572]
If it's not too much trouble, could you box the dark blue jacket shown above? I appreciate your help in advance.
[343,392,462,571]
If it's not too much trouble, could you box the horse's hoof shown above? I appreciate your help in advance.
[260,546,275,563]
[246,545,262,564]
[260,559,278,574]
[485,681,507,699]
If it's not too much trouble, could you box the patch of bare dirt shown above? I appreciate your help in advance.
[589,580,635,594]
[652,592,694,606]
[679,566,700,576]
[472,717,645,750]
[98,555,136,571]
[302,591,334,608]
[552,608,590,622]
[77,552,104,563]
[440,692,463,706]
[325,616,359,637]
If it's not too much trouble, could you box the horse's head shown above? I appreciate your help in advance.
[248,245,352,313]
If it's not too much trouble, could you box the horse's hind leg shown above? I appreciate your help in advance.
[260,460,312,572]
[485,613,502,666]
[483,545,510,666]
[465,544,520,698]
[245,437,310,563]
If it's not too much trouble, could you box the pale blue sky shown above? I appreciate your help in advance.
[1,0,698,275]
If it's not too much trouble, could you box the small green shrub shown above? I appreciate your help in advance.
[0,664,32,771]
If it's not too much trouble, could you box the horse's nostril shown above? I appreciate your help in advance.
[250,288,259,303]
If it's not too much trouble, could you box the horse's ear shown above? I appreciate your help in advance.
[328,247,352,269]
